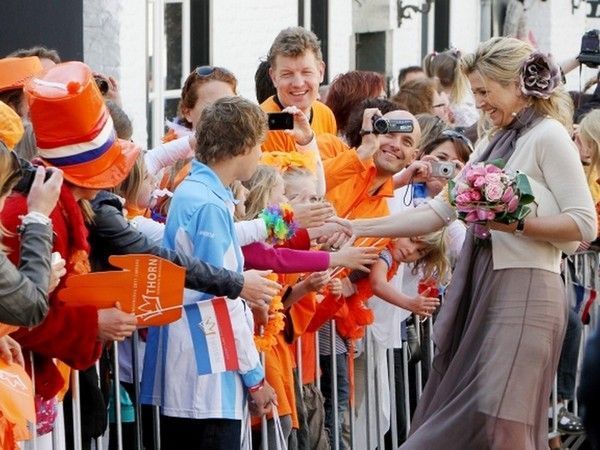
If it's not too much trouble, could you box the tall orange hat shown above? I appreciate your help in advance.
[24,61,139,189]
[0,57,43,93]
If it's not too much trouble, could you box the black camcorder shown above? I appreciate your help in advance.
[371,116,414,134]
[578,30,600,68]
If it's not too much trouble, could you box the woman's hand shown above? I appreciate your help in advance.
[0,335,24,366]
[248,380,277,416]
[48,252,67,293]
[251,302,270,328]
[240,270,281,310]
[27,167,63,217]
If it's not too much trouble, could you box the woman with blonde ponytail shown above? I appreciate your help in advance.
[346,37,596,449]
[423,49,479,127]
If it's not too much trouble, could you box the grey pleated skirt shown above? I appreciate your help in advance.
[401,243,567,450]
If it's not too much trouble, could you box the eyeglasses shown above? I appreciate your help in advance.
[194,66,234,78]
[440,129,474,152]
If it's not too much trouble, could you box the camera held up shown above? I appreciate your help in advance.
[371,115,414,134]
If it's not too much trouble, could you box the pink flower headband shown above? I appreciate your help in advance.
[519,51,561,99]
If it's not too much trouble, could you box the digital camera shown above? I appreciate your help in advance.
[372,116,414,134]
[578,30,600,68]
[430,161,455,179]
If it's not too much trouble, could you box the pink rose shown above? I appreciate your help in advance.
[507,195,519,213]
[485,172,502,184]
[485,164,502,174]
[465,211,479,222]
[455,193,471,205]
[501,186,514,203]
[465,164,486,183]
[485,182,504,202]
[473,176,487,188]
[469,189,481,202]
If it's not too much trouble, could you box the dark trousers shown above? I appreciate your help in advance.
[159,416,241,450]
[557,308,583,401]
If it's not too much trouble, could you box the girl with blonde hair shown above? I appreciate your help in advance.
[345,37,596,449]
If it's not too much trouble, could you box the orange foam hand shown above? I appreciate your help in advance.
[57,254,186,326]
[0,359,35,442]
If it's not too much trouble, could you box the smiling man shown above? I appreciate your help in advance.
[261,26,337,152]
[322,98,421,232]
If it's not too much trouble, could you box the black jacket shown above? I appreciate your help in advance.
[89,191,244,298]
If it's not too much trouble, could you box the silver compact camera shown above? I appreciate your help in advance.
[430,161,455,179]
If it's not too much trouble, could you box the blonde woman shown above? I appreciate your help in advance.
[342,37,596,449]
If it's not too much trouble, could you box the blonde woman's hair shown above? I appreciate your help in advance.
[579,109,600,169]
[281,166,314,186]
[114,152,146,208]
[460,37,573,130]
[423,49,469,103]
[411,229,449,282]
[242,165,282,220]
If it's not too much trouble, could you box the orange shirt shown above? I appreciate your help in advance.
[260,96,337,152]
[323,140,393,249]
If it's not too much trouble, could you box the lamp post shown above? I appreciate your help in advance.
[397,0,435,28]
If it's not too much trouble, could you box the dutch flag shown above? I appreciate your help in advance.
[573,283,597,325]
[186,297,240,375]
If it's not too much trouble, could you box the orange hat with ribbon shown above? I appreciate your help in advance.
[24,61,139,189]
[0,101,24,150]
[0,57,43,93]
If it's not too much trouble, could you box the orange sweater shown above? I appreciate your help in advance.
[260,96,337,153]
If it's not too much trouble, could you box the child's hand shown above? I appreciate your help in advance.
[410,288,440,317]
[327,278,342,298]
[304,271,331,293]
[252,302,270,328]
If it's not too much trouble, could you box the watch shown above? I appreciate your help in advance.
[514,218,526,236]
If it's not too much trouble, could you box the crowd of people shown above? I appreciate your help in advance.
[0,25,599,450]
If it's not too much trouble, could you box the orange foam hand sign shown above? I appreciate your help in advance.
[57,254,186,326]
[0,359,35,443]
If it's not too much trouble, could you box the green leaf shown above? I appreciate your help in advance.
[488,159,506,169]
[515,173,534,204]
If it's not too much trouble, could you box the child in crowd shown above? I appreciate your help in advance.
[141,97,277,450]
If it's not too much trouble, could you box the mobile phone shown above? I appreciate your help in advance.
[430,161,456,179]
[267,112,294,130]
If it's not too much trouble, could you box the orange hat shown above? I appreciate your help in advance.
[24,61,139,189]
[0,101,24,150]
[0,57,43,93]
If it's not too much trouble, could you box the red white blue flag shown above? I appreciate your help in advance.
[573,283,597,325]
[186,297,240,375]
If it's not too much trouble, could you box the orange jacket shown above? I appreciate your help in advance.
[260,96,337,152]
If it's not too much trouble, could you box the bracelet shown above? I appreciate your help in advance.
[21,211,51,227]
[248,379,265,393]
[359,129,375,136]
[513,218,526,236]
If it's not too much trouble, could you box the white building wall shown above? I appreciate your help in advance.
[83,0,148,146]
[449,0,480,53]
[327,0,353,83]
[211,0,297,103]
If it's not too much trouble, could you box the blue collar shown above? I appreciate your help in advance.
[187,159,234,203]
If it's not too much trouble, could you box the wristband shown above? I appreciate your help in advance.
[21,211,51,227]
[248,379,265,393]
[513,218,526,236]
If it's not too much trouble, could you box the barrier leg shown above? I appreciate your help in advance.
[331,320,339,450]
[388,348,398,450]
[131,333,143,450]
[112,342,123,450]
[71,370,83,450]
[261,352,269,450]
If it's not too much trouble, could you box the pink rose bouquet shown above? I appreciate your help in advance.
[448,160,533,232]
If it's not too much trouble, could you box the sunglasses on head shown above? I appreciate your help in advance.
[194,65,233,78]
[440,129,474,152]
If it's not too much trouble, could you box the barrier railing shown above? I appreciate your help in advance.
[17,250,599,449]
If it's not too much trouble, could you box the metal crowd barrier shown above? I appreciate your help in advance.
[18,250,600,449]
